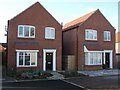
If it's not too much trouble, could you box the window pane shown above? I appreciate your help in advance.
[85,53,88,65]
[104,32,108,40]
[31,53,36,65]
[98,53,102,64]
[94,53,97,64]
[19,56,23,65]
[94,31,97,39]
[108,32,111,41]
[24,27,29,37]
[25,52,30,65]
[25,56,30,65]
[45,28,49,38]
[19,27,23,36]
[90,53,94,64]
[30,27,35,37]
[89,31,93,39]
[86,31,89,39]
[51,29,55,39]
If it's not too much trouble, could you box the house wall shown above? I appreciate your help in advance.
[116,43,120,53]
[8,2,62,71]
[62,28,78,70]
[115,32,120,68]
[62,29,77,55]
[63,10,115,70]
[116,54,120,69]
[77,10,115,70]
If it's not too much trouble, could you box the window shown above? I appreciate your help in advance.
[85,29,97,40]
[85,52,102,65]
[45,27,55,39]
[18,25,35,38]
[16,50,39,67]
[104,31,111,41]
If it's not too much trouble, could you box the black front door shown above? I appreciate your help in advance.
[105,53,110,69]
[46,52,53,70]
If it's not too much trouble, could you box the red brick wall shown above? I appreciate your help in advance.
[62,28,78,70]
[62,29,77,55]
[8,2,62,71]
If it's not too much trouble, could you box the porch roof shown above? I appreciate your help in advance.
[84,43,103,51]
[0,45,6,52]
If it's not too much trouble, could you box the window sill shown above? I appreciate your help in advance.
[85,40,98,42]
[104,40,111,42]
[17,65,37,67]
[45,38,55,40]
[18,37,35,39]
[85,64,102,66]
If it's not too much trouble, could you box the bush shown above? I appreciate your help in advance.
[7,70,52,80]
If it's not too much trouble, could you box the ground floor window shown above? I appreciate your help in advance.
[85,52,102,65]
[16,50,39,67]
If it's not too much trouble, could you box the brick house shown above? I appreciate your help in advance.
[7,2,62,71]
[116,32,120,54]
[0,44,7,66]
[116,32,120,68]
[63,9,116,70]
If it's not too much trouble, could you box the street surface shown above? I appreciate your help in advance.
[2,80,85,90]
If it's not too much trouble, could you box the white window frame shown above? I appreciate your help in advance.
[85,52,102,65]
[45,27,55,39]
[16,50,39,67]
[18,25,35,38]
[85,29,97,40]
[104,31,111,41]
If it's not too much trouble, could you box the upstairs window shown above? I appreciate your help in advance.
[85,29,97,40]
[18,25,35,38]
[104,31,111,41]
[45,27,55,39]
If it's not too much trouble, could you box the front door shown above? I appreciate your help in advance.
[105,53,110,69]
[43,49,56,71]
[46,52,53,70]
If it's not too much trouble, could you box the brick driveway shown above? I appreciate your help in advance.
[64,75,119,89]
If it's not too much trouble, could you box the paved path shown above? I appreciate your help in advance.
[78,69,120,77]
[47,71,64,80]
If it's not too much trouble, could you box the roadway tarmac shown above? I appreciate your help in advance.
[2,79,86,90]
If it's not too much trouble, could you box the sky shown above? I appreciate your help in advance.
[0,0,119,43]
